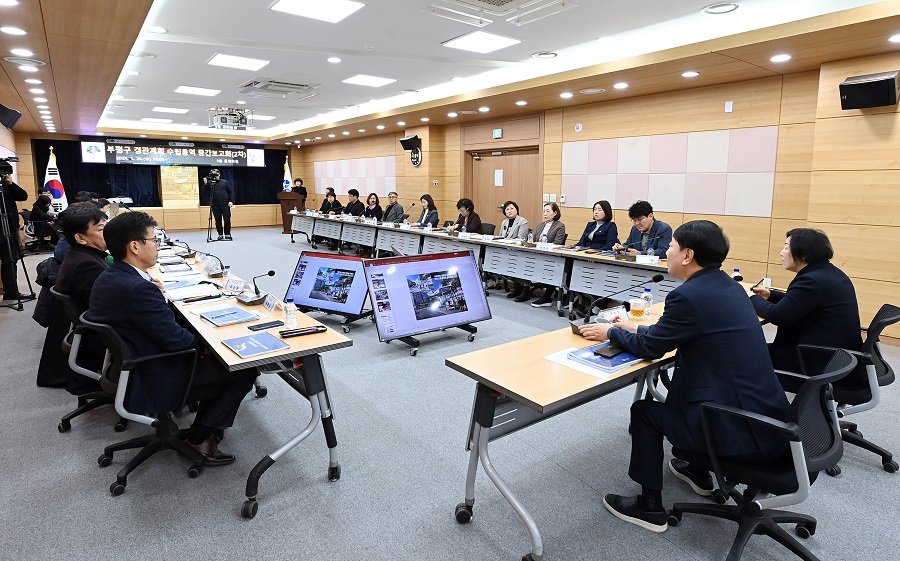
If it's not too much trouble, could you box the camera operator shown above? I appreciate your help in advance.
[1,167,29,299]
[202,169,234,241]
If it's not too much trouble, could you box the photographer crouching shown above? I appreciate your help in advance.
[1,163,29,300]
[202,168,235,241]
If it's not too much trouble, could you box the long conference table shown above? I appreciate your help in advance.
[290,212,682,314]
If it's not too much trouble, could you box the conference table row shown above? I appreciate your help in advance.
[290,212,681,317]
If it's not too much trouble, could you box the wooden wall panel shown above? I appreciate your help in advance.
[811,112,900,171]
[723,259,768,282]
[161,208,202,231]
[816,52,900,119]
[851,277,900,338]
[775,123,815,172]
[544,109,563,143]
[462,116,541,148]
[562,77,782,141]
[780,71,819,124]
[543,142,562,176]
[228,205,279,228]
[772,172,811,219]
[808,170,900,226]
[684,214,770,262]
[813,222,900,283]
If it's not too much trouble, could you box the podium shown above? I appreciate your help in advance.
[277,192,305,234]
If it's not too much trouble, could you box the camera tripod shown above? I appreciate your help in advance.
[0,183,36,311]
[205,177,225,244]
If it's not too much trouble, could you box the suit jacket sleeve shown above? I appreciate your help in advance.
[651,222,673,257]
[551,222,567,244]
[608,289,698,359]
[128,280,197,352]
[467,212,482,234]
[750,275,818,328]
[513,217,529,240]
[225,180,234,203]
[8,181,28,201]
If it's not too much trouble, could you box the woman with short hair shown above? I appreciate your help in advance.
[530,202,567,306]
[447,198,483,234]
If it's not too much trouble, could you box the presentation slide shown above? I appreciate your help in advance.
[284,252,369,316]
[363,251,490,341]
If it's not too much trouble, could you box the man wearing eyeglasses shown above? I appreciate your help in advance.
[613,200,673,258]
[382,191,405,224]
[86,211,257,465]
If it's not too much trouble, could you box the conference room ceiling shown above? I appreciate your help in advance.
[1,0,899,145]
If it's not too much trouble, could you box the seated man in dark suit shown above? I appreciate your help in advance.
[580,220,789,533]
[52,203,111,393]
[86,211,257,465]
[612,200,673,257]
[342,188,365,216]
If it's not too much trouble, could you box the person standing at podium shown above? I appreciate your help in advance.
[291,178,307,210]
[202,169,234,241]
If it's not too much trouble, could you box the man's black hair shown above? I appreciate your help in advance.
[672,220,729,268]
[103,211,157,261]
[57,203,107,244]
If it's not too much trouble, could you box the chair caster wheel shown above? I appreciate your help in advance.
[241,500,258,519]
[568,313,577,321]
[849,429,863,438]
[667,512,681,526]
[114,419,128,432]
[557,309,565,317]
[255,385,268,398]
[467,334,475,342]
[188,463,203,478]
[522,554,538,561]
[98,454,112,467]
[825,465,841,477]
[712,490,728,504]
[58,420,71,433]
[410,349,418,357]
[328,464,341,481]
[110,481,126,496]
[77,396,88,407]
[884,460,898,473]
[291,239,296,243]
[342,325,350,333]
[454,503,473,524]
[795,522,815,539]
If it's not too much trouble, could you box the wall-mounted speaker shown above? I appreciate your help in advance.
[399,134,421,151]
[0,103,22,130]
[839,71,900,110]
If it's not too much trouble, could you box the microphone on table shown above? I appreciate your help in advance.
[580,274,665,324]
[399,202,415,223]
[169,239,196,258]
[252,270,276,296]
[193,249,226,278]
[616,234,663,253]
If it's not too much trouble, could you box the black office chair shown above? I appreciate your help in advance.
[50,287,127,433]
[480,223,496,235]
[826,303,900,475]
[19,209,55,253]
[80,313,205,495]
[668,345,857,561]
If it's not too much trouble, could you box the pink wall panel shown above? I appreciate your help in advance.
[649,133,688,173]
[616,174,650,207]
[561,175,588,207]
[683,173,727,214]
[727,126,778,173]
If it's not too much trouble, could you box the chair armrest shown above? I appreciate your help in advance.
[775,368,809,384]
[123,348,197,369]
[700,402,800,440]
[841,348,873,366]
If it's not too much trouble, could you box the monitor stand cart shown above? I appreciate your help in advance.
[387,323,477,357]
[298,304,374,334]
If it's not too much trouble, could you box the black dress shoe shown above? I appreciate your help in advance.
[514,291,532,303]
[603,494,668,533]
[188,436,235,466]
[506,287,522,299]
[2,292,23,301]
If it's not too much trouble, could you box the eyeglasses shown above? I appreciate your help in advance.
[631,216,649,224]
[139,237,162,247]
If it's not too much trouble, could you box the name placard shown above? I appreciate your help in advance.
[399,223,412,230]
[263,294,278,314]
[536,242,555,251]
[458,232,476,240]
[364,218,378,225]
[635,254,660,265]
[225,278,245,292]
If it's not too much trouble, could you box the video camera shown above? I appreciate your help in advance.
[0,156,17,177]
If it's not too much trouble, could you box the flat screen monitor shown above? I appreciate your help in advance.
[284,251,368,316]
[363,250,491,341]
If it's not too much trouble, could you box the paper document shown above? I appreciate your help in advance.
[166,283,220,302]
[199,306,260,327]
[160,263,192,273]
[567,342,643,373]
[221,332,290,359]
[544,348,630,381]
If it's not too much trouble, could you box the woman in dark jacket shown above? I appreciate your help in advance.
[576,200,617,250]
[30,194,59,246]
[447,198,482,234]
[363,193,383,221]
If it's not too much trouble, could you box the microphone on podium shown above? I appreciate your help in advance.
[580,274,665,324]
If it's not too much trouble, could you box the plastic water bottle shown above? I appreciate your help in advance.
[731,267,743,281]
[641,286,654,318]
[284,298,298,328]
[223,265,231,283]
[526,230,534,244]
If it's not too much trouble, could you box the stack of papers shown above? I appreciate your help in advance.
[222,332,290,358]
[566,342,643,373]
[159,262,192,273]
[198,305,260,327]
[167,283,220,302]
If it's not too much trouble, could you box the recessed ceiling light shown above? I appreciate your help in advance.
[175,85,220,96]
[703,3,739,15]
[342,74,397,87]
[128,51,155,58]
[890,33,900,44]
[236,100,247,105]
[357,129,365,132]
[41,115,52,120]
[559,92,573,99]
[270,0,364,23]
[342,131,350,135]
[328,133,336,138]
[1,27,26,36]
[681,71,700,78]
[769,53,792,63]
[294,140,302,143]
[478,106,490,113]
[105,111,114,115]
[448,112,458,118]
[420,117,430,122]
[218,138,225,142]
[152,106,189,114]
[36,105,48,109]
[190,122,198,126]
[24,78,41,84]
[10,48,33,57]
[126,70,140,76]
[0,1,21,7]
[579,88,606,95]
[29,88,44,94]
[208,53,270,71]
[252,115,276,120]
[532,51,557,59]
[140,134,147,138]
[376,124,385,130]
[181,136,188,140]
[33,96,47,102]
[304,138,311,142]
[38,110,50,114]
[400,89,418,94]
[443,30,521,54]
[327,56,342,64]
[315,136,322,140]
[515,100,528,106]
[396,121,405,126]
[147,25,167,33]
[109,104,124,108]
[613,82,629,90]
[141,117,173,123]
[285,141,292,145]
[113,95,126,100]
[18,65,38,72]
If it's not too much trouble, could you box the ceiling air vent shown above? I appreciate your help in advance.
[433,0,576,25]
[238,79,320,101]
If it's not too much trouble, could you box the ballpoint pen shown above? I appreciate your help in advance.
[751,278,765,289]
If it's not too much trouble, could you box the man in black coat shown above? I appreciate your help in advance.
[202,169,234,241]
[580,220,789,533]
[342,188,365,216]
[86,211,257,465]
[0,170,28,299]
